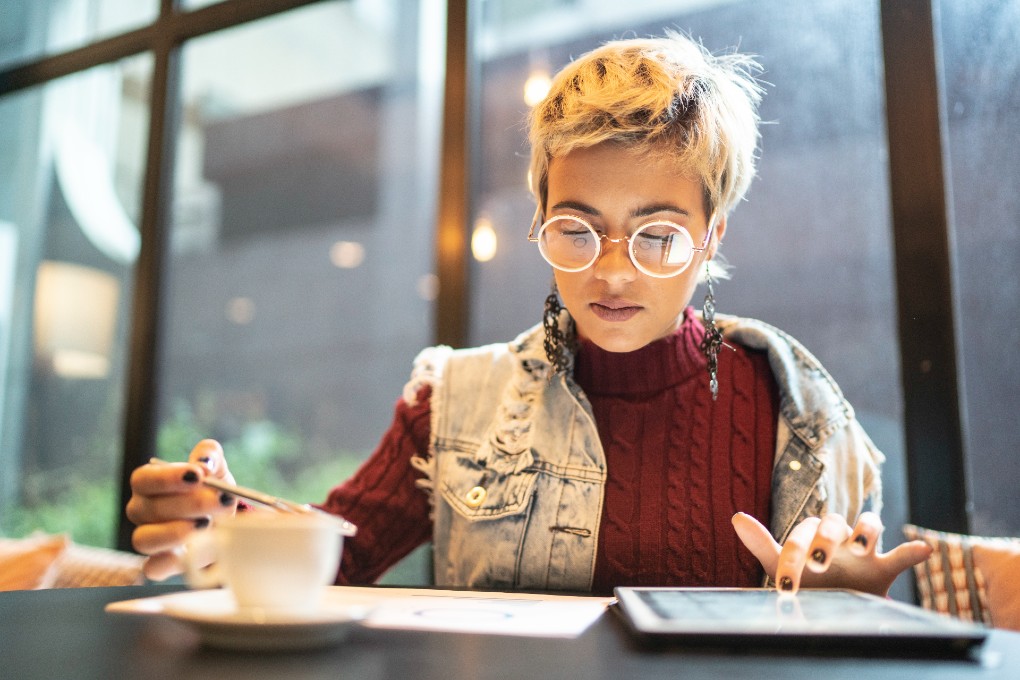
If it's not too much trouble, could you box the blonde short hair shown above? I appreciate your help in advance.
[528,31,763,223]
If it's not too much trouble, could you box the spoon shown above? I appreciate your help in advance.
[149,457,357,536]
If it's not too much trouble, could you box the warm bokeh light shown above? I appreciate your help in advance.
[417,273,439,301]
[226,296,256,325]
[523,70,552,107]
[330,240,366,268]
[471,218,498,262]
[33,260,119,379]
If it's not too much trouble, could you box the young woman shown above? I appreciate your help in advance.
[127,32,930,596]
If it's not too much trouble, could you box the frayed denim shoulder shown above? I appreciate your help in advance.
[403,344,453,407]
[404,344,454,518]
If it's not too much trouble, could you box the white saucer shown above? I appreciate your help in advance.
[160,589,368,651]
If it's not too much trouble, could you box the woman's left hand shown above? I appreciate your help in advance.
[732,511,933,597]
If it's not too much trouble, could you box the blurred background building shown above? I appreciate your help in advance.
[0,0,1017,594]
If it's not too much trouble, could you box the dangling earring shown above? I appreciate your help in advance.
[700,263,724,400]
[543,281,573,375]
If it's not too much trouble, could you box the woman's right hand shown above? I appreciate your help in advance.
[126,439,239,581]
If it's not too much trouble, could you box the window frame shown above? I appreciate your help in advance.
[0,0,973,549]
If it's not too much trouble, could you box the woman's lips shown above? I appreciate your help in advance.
[590,300,642,322]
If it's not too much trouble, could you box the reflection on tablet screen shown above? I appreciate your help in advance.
[639,589,939,633]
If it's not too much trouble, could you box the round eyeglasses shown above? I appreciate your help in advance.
[528,212,717,278]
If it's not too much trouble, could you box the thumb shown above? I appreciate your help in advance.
[732,512,781,576]
[188,439,231,480]
[882,540,933,574]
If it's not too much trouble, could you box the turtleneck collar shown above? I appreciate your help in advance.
[572,306,707,397]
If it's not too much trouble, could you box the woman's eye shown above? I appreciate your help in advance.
[635,234,668,249]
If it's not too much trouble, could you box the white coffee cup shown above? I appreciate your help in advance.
[184,511,343,615]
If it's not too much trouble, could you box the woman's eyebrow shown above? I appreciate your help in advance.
[550,200,600,216]
[550,201,692,219]
[631,203,692,218]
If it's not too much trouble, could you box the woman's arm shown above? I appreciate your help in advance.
[315,386,434,585]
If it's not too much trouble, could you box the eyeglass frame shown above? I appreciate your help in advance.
[526,207,720,278]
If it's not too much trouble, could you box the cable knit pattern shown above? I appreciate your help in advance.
[599,395,640,580]
[317,387,434,585]
[666,381,693,582]
[578,307,778,594]
[723,346,754,578]
[319,308,777,591]
[686,357,713,584]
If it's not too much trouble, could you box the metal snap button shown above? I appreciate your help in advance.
[465,486,487,507]
[788,460,802,471]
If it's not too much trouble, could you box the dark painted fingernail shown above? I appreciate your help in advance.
[811,549,826,564]
[854,534,868,549]
[219,492,235,506]
[182,470,199,483]
[197,456,211,464]
[779,576,794,591]
[194,517,210,529]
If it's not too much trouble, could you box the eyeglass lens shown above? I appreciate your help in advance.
[538,217,695,277]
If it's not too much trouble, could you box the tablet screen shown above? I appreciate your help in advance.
[613,588,987,655]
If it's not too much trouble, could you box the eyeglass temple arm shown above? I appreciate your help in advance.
[692,210,720,251]
[526,207,542,242]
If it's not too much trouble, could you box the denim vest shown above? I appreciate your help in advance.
[404,314,884,592]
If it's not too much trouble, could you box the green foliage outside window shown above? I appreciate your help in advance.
[2,400,365,549]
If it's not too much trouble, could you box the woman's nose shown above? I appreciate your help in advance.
[592,237,637,283]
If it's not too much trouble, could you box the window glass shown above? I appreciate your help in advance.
[938,0,1020,536]
[471,0,912,599]
[0,54,152,546]
[180,0,225,9]
[0,0,158,70]
[180,0,216,9]
[157,0,442,581]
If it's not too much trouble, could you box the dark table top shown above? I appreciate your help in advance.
[3,584,1019,680]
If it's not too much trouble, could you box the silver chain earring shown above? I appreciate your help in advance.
[700,263,724,400]
[543,280,574,375]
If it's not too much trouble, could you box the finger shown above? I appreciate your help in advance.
[731,512,781,576]
[129,460,205,497]
[188,439,230,480]
[142,550,184,582]
[126,483,236,526]
[775,516,821,593]
[805,513,852,573]
[126,464,207,526]
[132,518,210,556]
[882,540,934,577]
[849,511,884,556]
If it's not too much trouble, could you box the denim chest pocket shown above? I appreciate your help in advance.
[438,440,538,520]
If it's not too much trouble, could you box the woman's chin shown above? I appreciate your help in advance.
[577,327,653,354]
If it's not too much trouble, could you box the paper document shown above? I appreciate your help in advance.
[343,586,611,637]
[106,585,612,638]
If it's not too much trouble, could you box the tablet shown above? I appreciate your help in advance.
[613,587,988,658]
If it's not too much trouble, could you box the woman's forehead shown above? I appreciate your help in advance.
[549,146,700,199]
[546,142,708,216]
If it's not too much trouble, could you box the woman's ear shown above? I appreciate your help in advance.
[707,214,727,259]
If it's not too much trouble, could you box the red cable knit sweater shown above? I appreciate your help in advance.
[319,308,778,593]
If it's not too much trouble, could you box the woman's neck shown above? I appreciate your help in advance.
[573,306,706,396]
